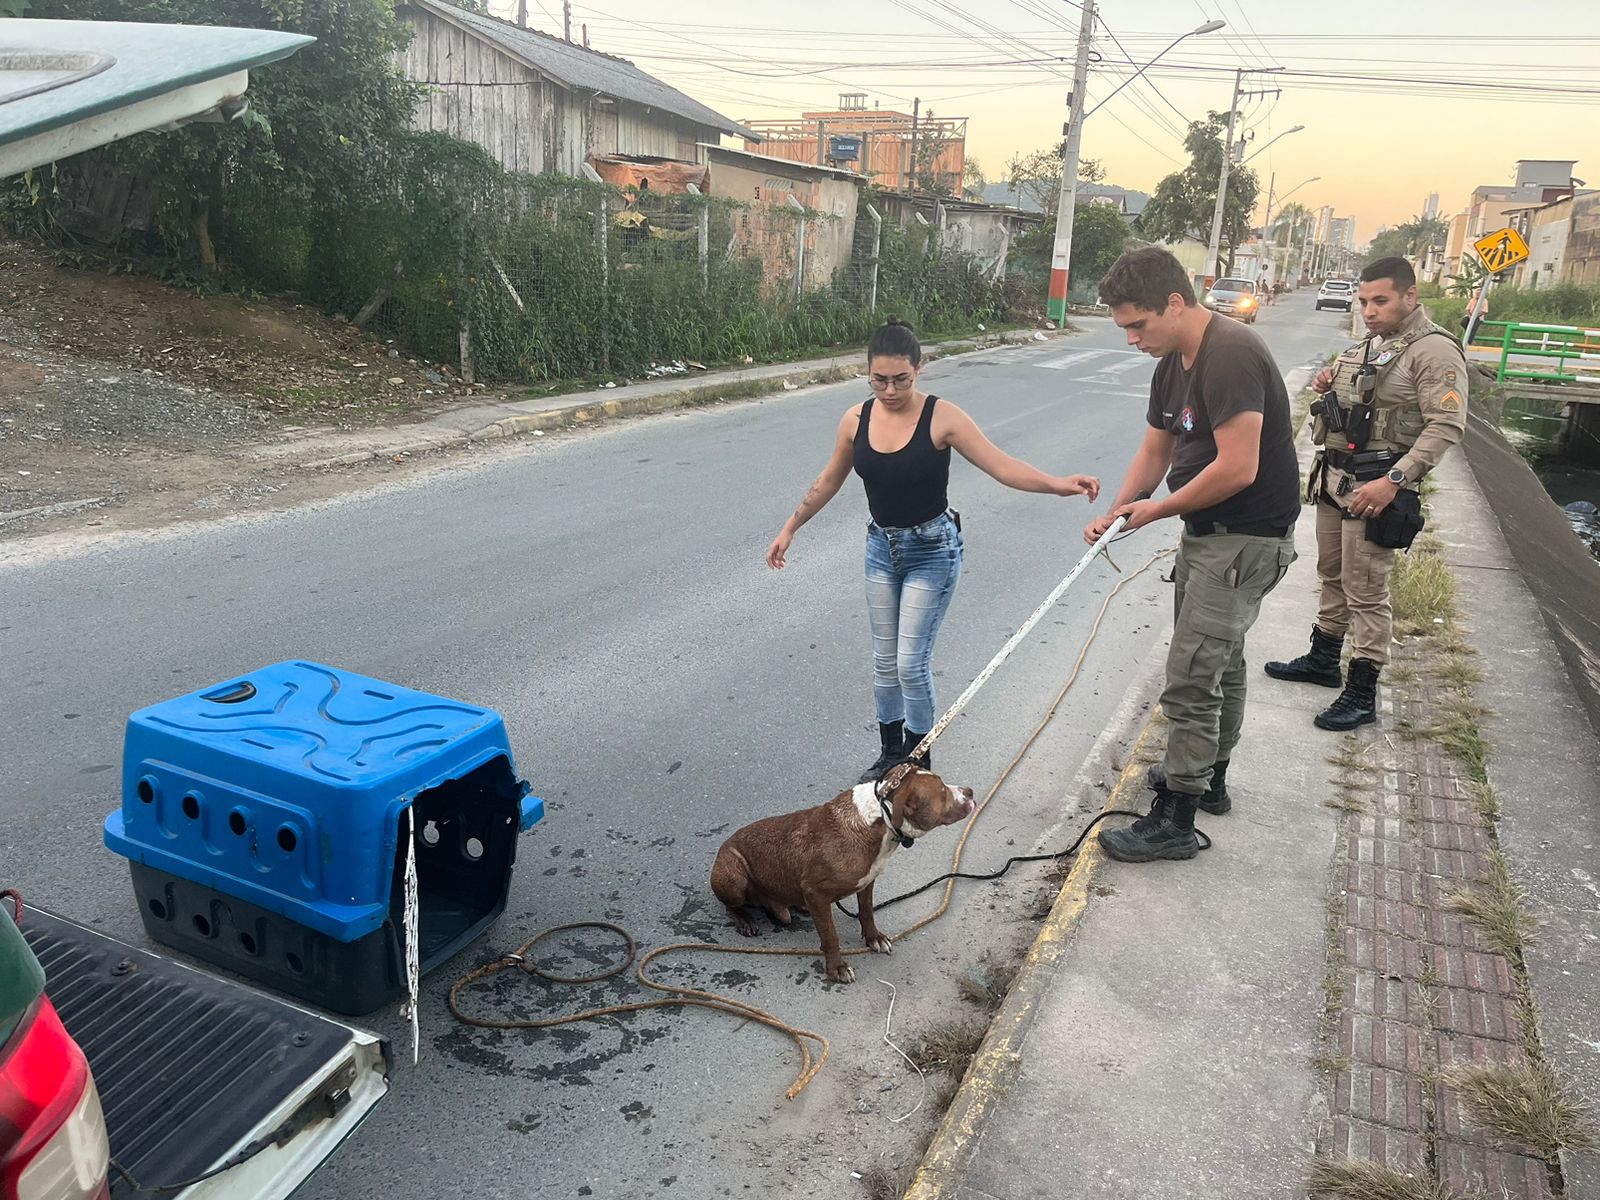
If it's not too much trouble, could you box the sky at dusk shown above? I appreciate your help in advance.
[486,0,1600,244]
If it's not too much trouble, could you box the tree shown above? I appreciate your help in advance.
[908,108,957,197]
[1002,142,1104,217]
[25,0,419,269]
[1367,213,1450,263]
[962,158,987,202]
[1136,112,1259,270]
[1070,201,1133,284]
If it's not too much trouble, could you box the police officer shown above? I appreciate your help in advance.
[1265,256,1468,730]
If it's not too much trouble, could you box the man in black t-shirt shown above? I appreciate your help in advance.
[1083,247,1300,863]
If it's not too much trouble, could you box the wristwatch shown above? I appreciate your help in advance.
[1386,466,1407,486]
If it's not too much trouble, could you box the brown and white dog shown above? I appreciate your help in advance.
[709,769,976,983]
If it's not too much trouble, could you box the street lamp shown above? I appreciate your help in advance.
[1046,10,1227,322]
[1242,124,1305,166]
[1084,20,1226,118]
[1261,173,1318,291]
[1207,125,1304,284]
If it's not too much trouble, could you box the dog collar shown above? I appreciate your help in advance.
[875,768,916,849]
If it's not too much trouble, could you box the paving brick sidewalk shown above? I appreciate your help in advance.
[1318,633,1559,1198]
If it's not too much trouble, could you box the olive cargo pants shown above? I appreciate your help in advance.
[1162,530,1298,796]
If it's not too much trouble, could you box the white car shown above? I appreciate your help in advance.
[1315,279,1355,312]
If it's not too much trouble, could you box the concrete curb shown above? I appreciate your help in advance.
[903,631,1172,1199]
[287,327,1071,472]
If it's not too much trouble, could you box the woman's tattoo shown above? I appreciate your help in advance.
[793,478,826,521]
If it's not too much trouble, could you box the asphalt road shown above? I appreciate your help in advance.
[0,300,1353,1199]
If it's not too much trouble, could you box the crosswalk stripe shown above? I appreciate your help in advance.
[1036,350,1111,370]
[1034,348,1146,370]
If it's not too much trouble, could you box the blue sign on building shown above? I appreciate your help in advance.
[828,135,862,162]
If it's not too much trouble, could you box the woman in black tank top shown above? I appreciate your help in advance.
[766,319,1102,783]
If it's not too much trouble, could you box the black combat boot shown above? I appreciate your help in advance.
[1314,659,1381,731]
[900,731,931,771]
[859,720,906,783]
[1146,760,1232,815]
[1265,625,1345,688]
[1099,787,1201,863]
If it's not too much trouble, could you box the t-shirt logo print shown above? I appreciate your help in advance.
[1179,405,1197,432]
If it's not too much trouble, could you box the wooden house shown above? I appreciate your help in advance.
[395,0,754,177]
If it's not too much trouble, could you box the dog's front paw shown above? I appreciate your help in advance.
[826,959,856,984]
[733,914,760,937]
[865,934,893,955]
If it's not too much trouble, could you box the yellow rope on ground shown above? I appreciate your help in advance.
[447,548,1175,1101]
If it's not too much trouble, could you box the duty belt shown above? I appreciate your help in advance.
[1184,518,1293,538]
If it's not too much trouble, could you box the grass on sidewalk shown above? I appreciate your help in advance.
[1444,1061,1597,1159]
[1391,537,1456,632]
[1306,1156,1478,1200]
[1442,849,1539,962]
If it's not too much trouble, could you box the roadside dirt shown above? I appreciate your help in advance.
[0,240,509,543]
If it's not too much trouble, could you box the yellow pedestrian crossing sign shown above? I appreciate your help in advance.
[1474,226,1530,274]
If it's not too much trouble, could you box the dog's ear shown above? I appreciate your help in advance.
[888,776,911,833]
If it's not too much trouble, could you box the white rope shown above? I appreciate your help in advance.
[877,980,926,1124]
[402,805,420,1065]
[899,517,1129,769]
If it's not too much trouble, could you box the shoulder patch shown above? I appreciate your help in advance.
[1438,389,1463,412]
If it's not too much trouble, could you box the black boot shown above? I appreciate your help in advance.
[1315,659,1381,731]
[900,731,930,771]
[859,720,906,783]
[1099,787,1201,863]
[1265,625,1345,688]
[1146,760,1231,815]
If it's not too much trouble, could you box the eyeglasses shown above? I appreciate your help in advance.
[869,374,914,390]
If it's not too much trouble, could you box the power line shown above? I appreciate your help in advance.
[1093,15,1195,129]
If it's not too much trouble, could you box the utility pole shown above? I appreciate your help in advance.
[1260,170,1276,283]
[1046,0,1095,324]
[907,97,921,197]
[516,0,527,27]
[1204,67,1244,285]
[563,0,571,42]
[1205,69,1283,283]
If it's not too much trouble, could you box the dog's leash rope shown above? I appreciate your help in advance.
[447,538,1170,1103]
[878,516,1130,798]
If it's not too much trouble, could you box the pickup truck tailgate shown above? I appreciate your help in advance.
[22,907,389,1199]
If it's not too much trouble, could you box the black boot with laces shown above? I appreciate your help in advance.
[1265,625,1345,688]
[859,720,906,783]
[1146,760,1231,815]
[1100,787,1201,863]
[1315,659,1381,731]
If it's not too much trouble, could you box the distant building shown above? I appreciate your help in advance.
[742,95,966,195]
[1565,193,1600,285]
[979,181,1151,217]
[394,0,752,177]
[1443,159,1583,279]
[1423,192,1439,221]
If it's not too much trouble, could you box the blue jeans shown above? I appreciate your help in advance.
[864,512,963,733]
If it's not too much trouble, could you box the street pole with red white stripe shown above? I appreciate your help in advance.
[1046,0,1095,326]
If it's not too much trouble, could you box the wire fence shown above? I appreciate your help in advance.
[212,133,1016,385]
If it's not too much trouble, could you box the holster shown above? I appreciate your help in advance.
[1366,488,1425,550]
[1325,448,1400,482]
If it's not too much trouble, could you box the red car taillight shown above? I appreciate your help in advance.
[0,997,110,1200]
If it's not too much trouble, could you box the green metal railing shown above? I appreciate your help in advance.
[1477,320,1600,385]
